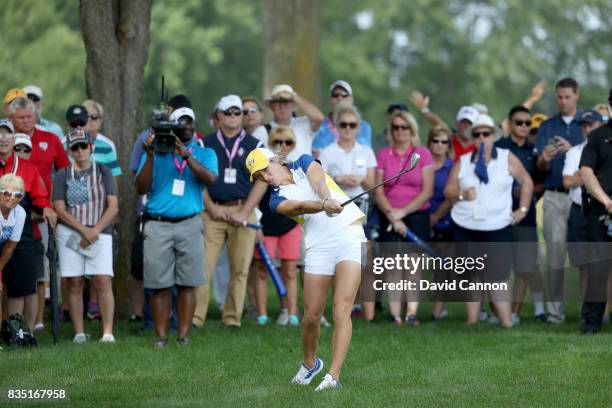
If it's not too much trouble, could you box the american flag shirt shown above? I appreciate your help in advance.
[53,162,116,233]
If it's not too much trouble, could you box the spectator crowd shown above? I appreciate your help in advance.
[0,77,611,349]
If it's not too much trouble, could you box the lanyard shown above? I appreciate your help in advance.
[327,116,339,140]
[174,148,193,175]
[71,159,96,183]
[216,129,245,169]
[11,155,18,175]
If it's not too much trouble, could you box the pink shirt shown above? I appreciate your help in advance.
[376,145,434,210]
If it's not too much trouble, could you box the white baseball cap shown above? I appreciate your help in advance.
[329,80,353,96]
[0,119,14,133]
[13,133,32,148]
[170,107,195,122]
[218,95,243,111]
[471,114,496,131]
[23,84,43,99]
[456,106,479,124]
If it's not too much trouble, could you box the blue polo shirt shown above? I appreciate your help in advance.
[203,130,261,202]
[495,136,539,227]
[137,138,218,217]
[312,114,372,149]
[535,113,583,189]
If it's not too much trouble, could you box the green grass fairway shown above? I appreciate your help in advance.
[1,303,610,407]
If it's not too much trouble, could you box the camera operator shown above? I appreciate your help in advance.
[135,107,217,348]
[578,89,612,334]
[129,95,193,324]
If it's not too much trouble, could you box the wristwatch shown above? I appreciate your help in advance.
[519,206,528,214]
[458,194,464,201]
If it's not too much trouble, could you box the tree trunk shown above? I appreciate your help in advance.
[79,0,152,314]
[263,0,320,104]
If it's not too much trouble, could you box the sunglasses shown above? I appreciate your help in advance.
[513,120,532,127]
[339,122,358,129]
[0,189,24,199]
[272,139,295,147]
[331,92,350,98]
[473,131,493,138]
[222,109,243,117]
[243,107,260,115]
[391,124,411,131]
[270,99,292,105]
[14,146,31,153]
[70,142,89,152]
[89,115,101,121]
[431,139,449,145]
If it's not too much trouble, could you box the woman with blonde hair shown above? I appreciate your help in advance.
[0,174,27,323]
[426,126,454,320]
[374,110,434,325]
[319,103,376,320]
[252,126,301,326]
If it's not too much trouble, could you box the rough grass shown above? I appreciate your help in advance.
[1,301,610,407]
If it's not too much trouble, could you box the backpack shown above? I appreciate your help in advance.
[1,314,37,347]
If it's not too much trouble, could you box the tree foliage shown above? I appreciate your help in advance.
[1,0,610,143]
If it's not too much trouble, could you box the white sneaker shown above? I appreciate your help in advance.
[291,358,324,385]
[511,313,520,326]
[100,333,116,343]
[315,373,342,392]
[276,309,289,326]
[479,309,490,322]
[320,315,331,327]
[73,333,87,344]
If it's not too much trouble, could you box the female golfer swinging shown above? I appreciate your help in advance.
[246,148,366,391]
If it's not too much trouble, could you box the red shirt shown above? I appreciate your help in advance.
[29,127,70,191]
[451,134,476,162]
[0,154,51,244]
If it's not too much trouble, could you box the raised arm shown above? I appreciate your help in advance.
[294,93,325,132]
[410,91,448,128]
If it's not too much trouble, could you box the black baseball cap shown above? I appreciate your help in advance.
[66,104,89,127]
[387,102,409,114]
[168,95,192,110]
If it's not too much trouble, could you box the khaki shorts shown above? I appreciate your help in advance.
[143,215,205,289]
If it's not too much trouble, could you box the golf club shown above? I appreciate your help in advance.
[243,222,287,297]
[386,224,442,258]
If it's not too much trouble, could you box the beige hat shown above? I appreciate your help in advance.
[268,84,295,101]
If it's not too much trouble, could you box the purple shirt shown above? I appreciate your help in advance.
[376,145,433,210]
[429,158,453,230]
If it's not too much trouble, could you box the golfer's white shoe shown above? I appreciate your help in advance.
[291,358,324,385]
[315,373,342,392]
